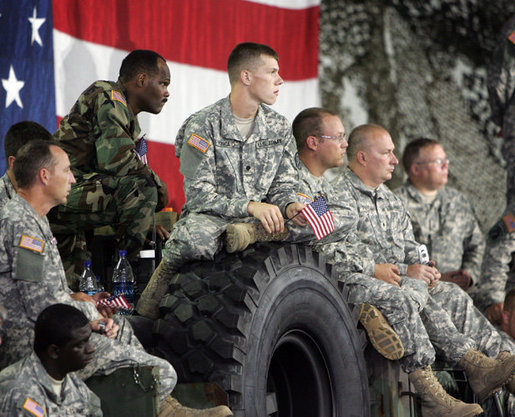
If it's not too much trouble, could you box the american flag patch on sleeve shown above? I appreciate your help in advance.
[187,134,210,153]
[111,90,127,106]
[23,397,45,417]
[19,235,45,253]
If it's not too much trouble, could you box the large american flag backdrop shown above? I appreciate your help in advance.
[0,0,320,212]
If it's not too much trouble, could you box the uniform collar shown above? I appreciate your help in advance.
[345,167,388,198]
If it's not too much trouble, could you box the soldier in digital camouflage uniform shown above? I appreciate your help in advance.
[394,138,485,292]
[0,121,53,208]
[0,304,102,417]
[137,43,307,319]
[49,49,170,287]
[487,15,515,206]
[476,202,515,326]
[331,124,515,416]
[0,140,232,417]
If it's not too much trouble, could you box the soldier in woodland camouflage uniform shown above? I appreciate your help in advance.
[137,43,307,319]
[394,138,485,292]
[50,50,170,285]
[487,15,515,206]
[0,304,102,417]
[0,141,232,417]
[0,121,53,208]
[476,202,515,325]
[332,124,515,416]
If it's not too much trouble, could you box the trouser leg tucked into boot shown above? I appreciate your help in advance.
[136,260,175,320]
[458,349,515,402]
[359,303,404,360]
[225,223,289,253]
[158,396,233,417]
[409,366,483,417]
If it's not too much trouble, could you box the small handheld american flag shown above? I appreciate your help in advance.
[301,196,334,240]
[97,294,132,311]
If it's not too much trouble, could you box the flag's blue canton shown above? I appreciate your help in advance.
[311,196,330,216]
[136,136,148,157]
[0,0,56,174]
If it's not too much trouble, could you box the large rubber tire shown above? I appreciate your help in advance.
[153,244,370,417]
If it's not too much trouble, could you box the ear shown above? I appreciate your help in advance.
[7,155,15,170]
[47,344,60,360]
[39,167,50,186]
[241,69,251,86]
[135,73,147,88]
[306,135,318,151]
[356,150,367,166]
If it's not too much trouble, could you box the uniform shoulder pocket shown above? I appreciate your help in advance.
[15,247,44,282]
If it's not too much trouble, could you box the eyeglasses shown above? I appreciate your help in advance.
[415,158,449,167]
[316,133,347,143]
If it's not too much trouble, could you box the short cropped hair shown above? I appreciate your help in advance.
[13,140,61,189]
[346,124,383,161]
[34,304,89,353]
[402,137,440,172]
[4,121,52,163]
[504,289,515,312]
[292,107,338,151]
[227,42,279,85]
[119,50,166,83]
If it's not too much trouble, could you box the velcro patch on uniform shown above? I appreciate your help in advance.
[297,192,314,204]
[19,235,45,253]
[23,398,45,417]
[111,90,127,106]
[187,134,210,153]
[503,213,515,233]
[509,31,515,44]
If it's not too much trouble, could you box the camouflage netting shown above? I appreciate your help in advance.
[319,0,515,231]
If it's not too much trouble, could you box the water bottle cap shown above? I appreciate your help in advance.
[119,250,127,257]
[84,261,92,267]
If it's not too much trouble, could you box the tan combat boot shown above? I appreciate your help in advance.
[136,260,175,320]
[409,366,483,417]
[359,304,404,360]
[458,349,515,401]
[497,351,515,395]
[225,223,289,253]
[158,396,233,417]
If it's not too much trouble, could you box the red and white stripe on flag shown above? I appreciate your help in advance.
[301,197,334,240]
[98,294,132,310]
[52,0,320,213]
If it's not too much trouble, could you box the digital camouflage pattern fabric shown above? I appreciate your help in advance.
[0,195,176,404]
[51,80,168,276]
[477,204,515,307]
[0,173,15,208]
[332,167,513,371]
[163,96,298,269]
[394,181,485,285]
[488,15,515,205]
[0,352,102,417]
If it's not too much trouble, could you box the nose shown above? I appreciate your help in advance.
[69,172,76,184]
[86,341,96,355]
[276,74,284,85]
[392,154,399,165]
[164,87,170,98]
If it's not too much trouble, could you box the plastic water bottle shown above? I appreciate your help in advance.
[112,250,134,314]
[79,261,98,296]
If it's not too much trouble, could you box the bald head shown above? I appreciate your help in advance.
[346,124,389,161]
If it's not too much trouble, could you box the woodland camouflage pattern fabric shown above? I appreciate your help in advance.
[394,181,485,284]
[0,352,102,417]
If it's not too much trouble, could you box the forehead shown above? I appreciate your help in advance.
[69,324,92,344]
[256,54,279,69]
[50,146,69,164]
[321,115,344,132]
[419,144,445,157]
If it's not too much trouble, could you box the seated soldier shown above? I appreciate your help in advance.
[394,138,485,292]
[137,42,306,319]
[477,202,515,325]
[49,49,170,284]
[0,304,102,417]
[0,121,53,208]
[0,140,232,417]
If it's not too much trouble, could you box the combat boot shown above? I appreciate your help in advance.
[458,349,515,401]
[136,260,175,320]
[158,396,233,417]
[497,351,515,395]
[225,223,289,253]
[359,304,404,360]
[409,366,483,417]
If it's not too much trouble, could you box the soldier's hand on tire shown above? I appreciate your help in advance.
[374,263,401,287]
[247,201,284,234]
